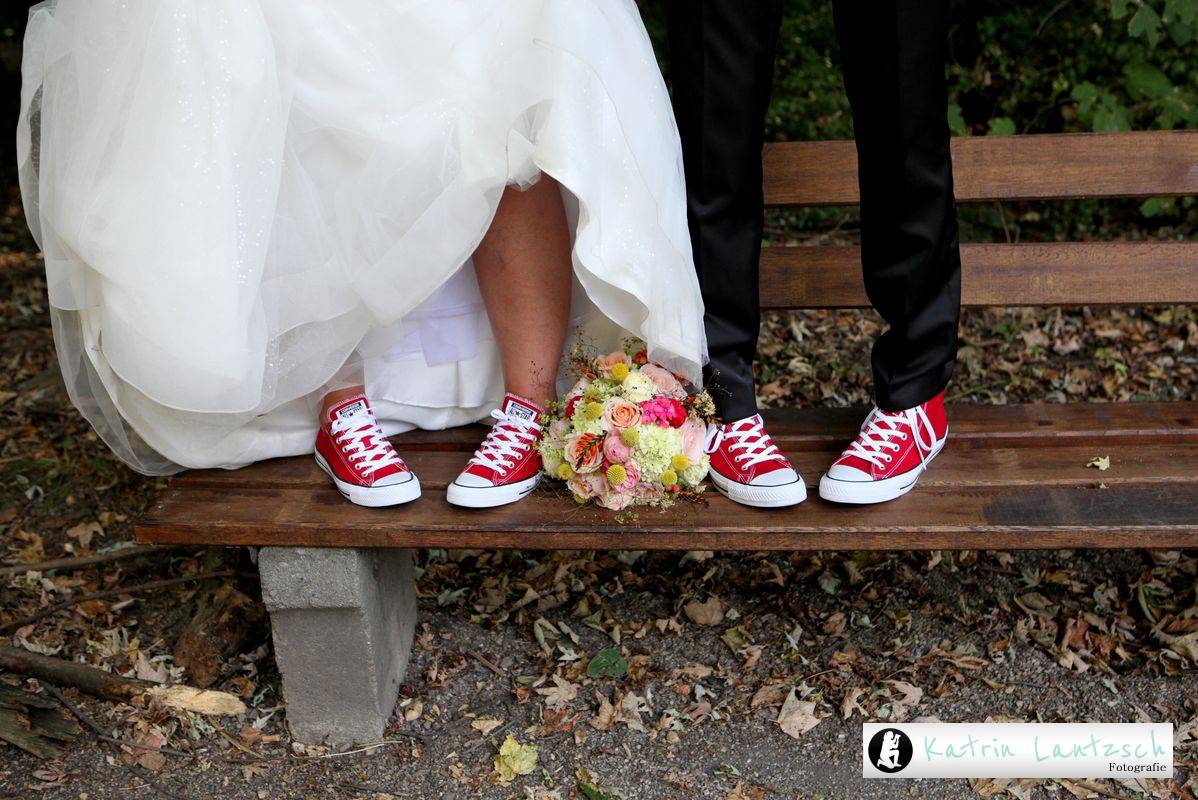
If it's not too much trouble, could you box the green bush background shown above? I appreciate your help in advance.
[4,0,1197,237]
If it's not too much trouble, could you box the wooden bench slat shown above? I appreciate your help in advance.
[763,131,1198,207]
[394,402,1198,451]
[136,482,1198,551]
[171,443,1198,492]
[137,404,1198,550]
[759,241,1198,308]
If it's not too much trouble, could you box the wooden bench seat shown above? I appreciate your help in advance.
[131,129,1198,746]
[136,402,1198,551]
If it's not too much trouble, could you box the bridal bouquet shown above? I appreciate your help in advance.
[539,341,715,510]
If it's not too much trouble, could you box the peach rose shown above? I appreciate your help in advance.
[564,432,604,474]
[568,472,605,500]
[602,398,642,431]
[594,350,632,378]
[680,417,707,464]
[639,363,686,399]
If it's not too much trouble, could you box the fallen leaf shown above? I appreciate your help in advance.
[145,685,246,716]
[885,680,923,719]
[1086,456,1110,471]
[750,684,788,709]
[493,735,537,785]
[775,689,820,738]
[536,674,579,709]
[683,596,725,627]
[471,717,503,735]
[585,648,627,679]
[841,687,866,720]
[590,691,616,731]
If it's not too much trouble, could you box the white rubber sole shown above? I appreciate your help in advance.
[817,436,947,505]
[709,469,807,508]
[315,452,422,508]
[446,473,541,509]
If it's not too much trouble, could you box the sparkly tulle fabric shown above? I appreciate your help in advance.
[18,0,706,474]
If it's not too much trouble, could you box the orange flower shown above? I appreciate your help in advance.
[564,432,604,474]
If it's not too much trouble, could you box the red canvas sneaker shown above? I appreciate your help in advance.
[315,394,420,507]
[818,392,948,505]
[705,414,806,508]
[446,393,544,508]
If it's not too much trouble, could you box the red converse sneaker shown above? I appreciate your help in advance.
[315,394,421,507]
[446,393,544,508]
[704,414,806,508]
[818,392,948,504]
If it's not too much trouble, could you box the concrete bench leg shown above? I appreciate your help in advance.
[258,547,416,747]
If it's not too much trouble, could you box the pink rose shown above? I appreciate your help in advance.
[640,397,687,428]
[598,488,634,511]
[602,398,642,431]
[594,350,632,378]
[639,363,686,399]
[609,462,639,491]
[680,417,707,463]
[603,434,633,464]
[564,432,604,474]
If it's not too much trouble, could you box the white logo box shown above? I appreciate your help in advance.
[863,722,1173,779]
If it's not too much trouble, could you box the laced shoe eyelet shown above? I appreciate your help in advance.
[884,455,893,462]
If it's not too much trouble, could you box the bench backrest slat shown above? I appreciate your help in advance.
[763,130,1198,207]
[760,241,1198,308]
[762,130,1198,309]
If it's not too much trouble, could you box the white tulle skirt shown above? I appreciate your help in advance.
[18,0,707,474]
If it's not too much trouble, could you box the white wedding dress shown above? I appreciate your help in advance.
[18,0,707,474]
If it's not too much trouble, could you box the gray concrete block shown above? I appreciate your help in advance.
[259,547,416,747]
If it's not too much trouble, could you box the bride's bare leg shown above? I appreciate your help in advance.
[472,176,573,409]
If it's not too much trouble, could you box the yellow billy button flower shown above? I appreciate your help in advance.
[585,401,604,420]
[671,454,691,472]
[610,362,630,382]
[620,428,639,446]
[606,464,627,486]
[660,469,678,487]
[556,463,574,480]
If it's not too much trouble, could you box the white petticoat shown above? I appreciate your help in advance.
[18,0,706,474]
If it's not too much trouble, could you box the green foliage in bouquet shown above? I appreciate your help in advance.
[539,340,715,510]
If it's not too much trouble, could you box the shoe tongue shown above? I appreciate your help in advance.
[327,395,372,424]
[501,393,542,424]
[728,413,763,432]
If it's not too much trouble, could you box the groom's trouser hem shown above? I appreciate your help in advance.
[835,0,962,413]
[666,0,784,424]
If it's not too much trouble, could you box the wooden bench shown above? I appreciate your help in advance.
[135,130,1198,745]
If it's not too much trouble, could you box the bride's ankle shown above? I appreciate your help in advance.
[320,385,367,419]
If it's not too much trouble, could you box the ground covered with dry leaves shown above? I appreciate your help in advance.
[2,185,1197,799]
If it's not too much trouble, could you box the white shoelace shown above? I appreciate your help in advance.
[330,413,404,477]
[470,408,542,476]
[846,405,937,470]
[705,416,786,470]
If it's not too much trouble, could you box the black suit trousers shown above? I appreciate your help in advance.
[665,0,962,417]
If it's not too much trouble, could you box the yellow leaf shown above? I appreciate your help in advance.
[1086,455,1111,471]
[494,735,537,784]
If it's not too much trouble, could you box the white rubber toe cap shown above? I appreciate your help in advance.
[373,471,417,487]
[452,471,495,488]
[750,467,800,487]
[824,463,873,483]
